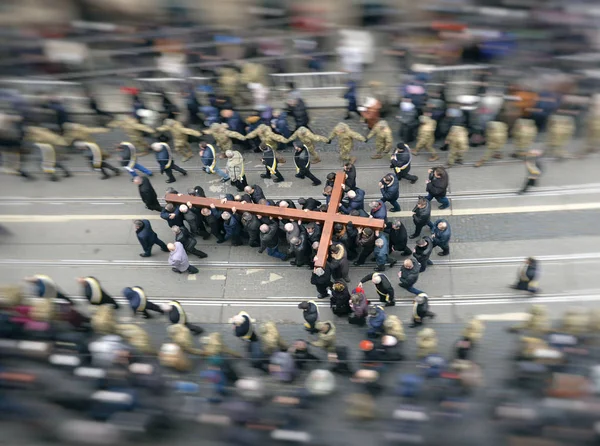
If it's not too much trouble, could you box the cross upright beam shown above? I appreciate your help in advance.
[165,170,385,268]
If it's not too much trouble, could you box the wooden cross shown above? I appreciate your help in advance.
[165,170,385,268]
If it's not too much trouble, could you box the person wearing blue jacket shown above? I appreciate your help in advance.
[219,208,243,246]
[343,80,360,120]
[272,109,292,150]
[367,305,387,338]
[135,219,169,257]
[221,109,245,135]
[123,286,164,319]
[160,203,184,228]
[151,138,187,183]
[339,188,367,216]
[373,233,397,272]
[199,141,230,182]
[431,219,451,256]
[369,200,387,221]
[379,174,401,212]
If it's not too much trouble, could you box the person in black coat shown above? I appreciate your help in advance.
[286,97,310,130]
[200,207,225,242]
[354,227,376,266]
[133,176,162,212]
[298,300,319,333]
[425,167,450,209]
[241,212,261,247]
[391,143,418,183]
[311,265,332,299]
[260,143,284,182]
[410,196,433,239]
[387,220,412,256]
[77,276,119,308]
[398,258,424,296]
[343,162,357,190]
[511,257,539,293]
[180,203,210,239]
[187,185,206,197]
[413,236,434,272]
[359,272,395,306]
[330,281,352,316]
[134,219,169,257]
[298,197,322,211]
[289,234,311,267]
[171,225,208,259]
[293,141,321,186]
[160,203,185,228]
[243,185,266,204]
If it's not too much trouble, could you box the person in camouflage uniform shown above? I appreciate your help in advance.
[286,126,328,163]
[118,323,155,355]
[446,125,469,167]
[475,121,508,167]
[107,116,155,155]
[327,122,366,164]
[201,123,246,154]
[366,120,393,159]
[258,321,288,356]
[581,108,600,157]
[63,122,109,146]
[416,327,438,358]
[25,126,71,181]
[546,113,575,159]
[245,124,288,163]
[511,118,537,159]
[156,119,200,162]
[202,332,243,358]
[310,321,337,353]
[218,67,240,104]
[413,114,438,161]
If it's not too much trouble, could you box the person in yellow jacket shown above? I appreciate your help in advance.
[286,126,328,163]
[413,114,439,161]
[475,121,508,167]
[366,120,393,159]
[25,126,71,181]
[156,119,200,162]
[77,141,120,179]
[511,118,537,159]
[546,113,575,159]
[327,122,366,164]
[107,116,155,155]
[201,122,246,153]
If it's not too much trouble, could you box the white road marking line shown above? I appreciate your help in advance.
[476,313,530,321]
[2,201,599,223]
[188,275,197,281]
[245,269,264,275]
[210,275,226,280]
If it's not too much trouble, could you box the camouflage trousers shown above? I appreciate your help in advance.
[447,145,467,165]
[413,136,436,155]
[512,141,533,158]
[479,142,504,162]
[375,141,392,155]
[174,140,194,160]
[340,145,353,162]
[305,143,321,161]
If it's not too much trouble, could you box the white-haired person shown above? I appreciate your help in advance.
[167,242,199,274]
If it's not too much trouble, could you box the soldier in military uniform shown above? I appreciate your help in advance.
[201,123,246,153]
[156,119,200,162]
[258,321,288,356]
[581,103,600,157]
[63,122,109,147]
[245,124,288,163]
[328,122,366,164]
[416,327,438,358]
[508,304,550,334]
[218,67,240,105]
[511,118,537,159]
[413,114,439,161]
[366,120,393,159]
[546,113,575,159]
[445,125,469,167]
[287,126,328,163]
[475,121,508,167]
[25,126,71,181]
[107,116,155,155]
[310,321,337,352]
[260,143,284,182]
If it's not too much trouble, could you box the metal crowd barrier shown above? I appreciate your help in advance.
[269,71,350,100]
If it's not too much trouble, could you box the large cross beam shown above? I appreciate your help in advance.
[165,170,385,268]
